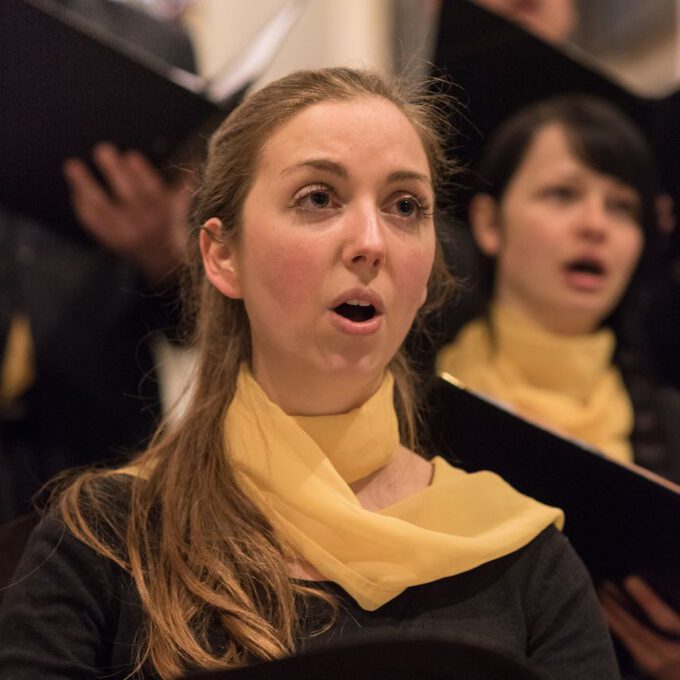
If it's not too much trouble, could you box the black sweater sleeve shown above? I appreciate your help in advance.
[0,514,135,680]
[523,528,620,679]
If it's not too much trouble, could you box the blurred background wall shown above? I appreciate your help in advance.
[176,0,680,97]
[182,0,392,87]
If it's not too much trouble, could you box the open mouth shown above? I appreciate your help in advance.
[334,300,377,323]
[565,258,605,277]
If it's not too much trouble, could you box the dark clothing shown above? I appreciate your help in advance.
[0,491,619,679]
[305,529,618,680]
[0,215,176,519]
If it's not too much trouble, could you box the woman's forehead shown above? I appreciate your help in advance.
[255,98,431,178]
[518,125,610,179]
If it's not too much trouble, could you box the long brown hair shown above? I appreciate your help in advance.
[57,67,458,678]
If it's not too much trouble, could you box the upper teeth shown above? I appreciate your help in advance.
[346,299,371,306]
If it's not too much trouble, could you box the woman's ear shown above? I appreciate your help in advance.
[200,218,243,299]
[469,193,501,257]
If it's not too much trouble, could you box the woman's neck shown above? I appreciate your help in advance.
[251,359,384,416]
[493,295,599,336]
[350,446,433,511]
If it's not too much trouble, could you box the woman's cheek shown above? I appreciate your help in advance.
[259,245,325,310]
[400,244,435,300]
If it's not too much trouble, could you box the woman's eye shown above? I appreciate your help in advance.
[543,185,576,201]
[387,193,431,220]
[396,198,417,216]
[609,198,640,221]
[309,191,330,208]
[292,185,336,212]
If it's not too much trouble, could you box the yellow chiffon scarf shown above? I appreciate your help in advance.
[225,366,563,611]
[437,304,634,463]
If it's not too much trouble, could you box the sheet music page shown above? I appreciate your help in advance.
[205,0,307,104]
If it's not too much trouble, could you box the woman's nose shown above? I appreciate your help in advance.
[343,206,386,272]
[578,196,609,241]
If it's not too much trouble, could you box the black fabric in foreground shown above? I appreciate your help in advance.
[184,635,547,680]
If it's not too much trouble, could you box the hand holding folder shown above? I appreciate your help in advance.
[601,577,680,680]
[63,143,194,283]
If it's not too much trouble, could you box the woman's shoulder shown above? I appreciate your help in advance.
[78,470,136,498]
[505,523,586,588]
[3,472,139,588]
[17,472,136,569]
[1,472,135,574]
[0,475,144,679]
[451,524,575,588]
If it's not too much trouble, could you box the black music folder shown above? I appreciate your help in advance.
[425,374,680,611]
[433,0,680,209]
[1,0,228,237]
[2,0,309,240]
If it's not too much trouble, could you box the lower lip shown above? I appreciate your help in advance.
[329,311,383,336]
[563,269,607,292]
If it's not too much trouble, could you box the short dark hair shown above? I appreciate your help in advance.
[474,95,658,238]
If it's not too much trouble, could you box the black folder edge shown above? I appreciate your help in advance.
[26,0,209,95]
[1,0,225,238]
[424,373,680,611]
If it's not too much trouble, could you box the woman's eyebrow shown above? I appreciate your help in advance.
[387,170,432,186]
[279,158,347,178]
[278,161,432,187]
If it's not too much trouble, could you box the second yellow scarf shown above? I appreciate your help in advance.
[437,304,633,462]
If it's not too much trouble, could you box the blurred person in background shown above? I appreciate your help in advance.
[0,0,196,523]
[437,94,680,479]
[436,94,680,678]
